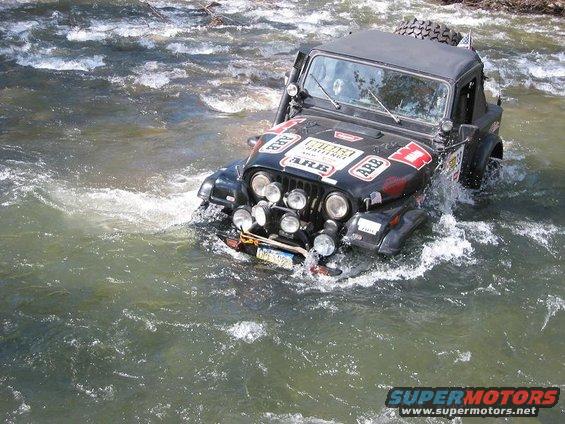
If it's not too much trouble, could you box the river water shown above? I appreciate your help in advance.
[0,1,563,422]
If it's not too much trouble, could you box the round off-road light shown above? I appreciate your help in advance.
[286,188,308,210]
[440,119,454,134]
[265,182,283,203]
[251,201,270,227]
[232,207,253,231]
[280,213,300,234]
[286,83,299,97]
[313,233,336,256]
[250,172,272,197]
[325,192,349,220]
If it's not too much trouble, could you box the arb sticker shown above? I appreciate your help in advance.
[259,133,301,154]
[285,137,364,171]
[349,155,390,181]
[280,156,335,177]
[266,118,306,134]
[388,142,432,170]
[334,131,363,142]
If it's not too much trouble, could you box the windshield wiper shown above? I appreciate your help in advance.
[368,89,401,124]
[310,75,341,110]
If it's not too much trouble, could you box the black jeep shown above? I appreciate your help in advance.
[197,20,503,275]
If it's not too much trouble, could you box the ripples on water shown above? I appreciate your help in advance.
[0,0,563,422]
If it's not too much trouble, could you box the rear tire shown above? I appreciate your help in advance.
[394,18,462,46]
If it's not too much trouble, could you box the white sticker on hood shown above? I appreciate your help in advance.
[259,133,301,154]
[349,155,390,181]
[285,137,363,171]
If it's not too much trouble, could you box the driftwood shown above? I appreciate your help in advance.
[437,0,564,15]
[198,1,225,25]
[142,2,170,22]
[197,2,245,26]
[140,1,241,27]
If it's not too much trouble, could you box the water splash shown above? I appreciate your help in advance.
[540,295,564,331]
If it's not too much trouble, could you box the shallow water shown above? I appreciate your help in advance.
[0,0,564,422]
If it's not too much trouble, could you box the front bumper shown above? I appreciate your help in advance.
[199,161,429,269]
[217,204,429,273]
[218,231,343,276]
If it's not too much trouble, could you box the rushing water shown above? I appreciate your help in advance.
[0,0,564,422]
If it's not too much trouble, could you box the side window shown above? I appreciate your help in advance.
[455,78,476,124]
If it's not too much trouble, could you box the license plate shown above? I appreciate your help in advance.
[256,246,294,270]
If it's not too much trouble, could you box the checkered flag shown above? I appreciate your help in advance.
[457,31,473,50]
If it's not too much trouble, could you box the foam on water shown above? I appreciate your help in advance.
[483,52,565,97]
[41,172,208,233]
[200,86,280,114]
[1,151,209,233]
[110,61,188,89]
[509,221,561,254]
[16,54,105,71]
[225,321,267,343]
[7,387,31,416]
[166,42,229,55]
[77,18,189,40]
[66,27,107,42]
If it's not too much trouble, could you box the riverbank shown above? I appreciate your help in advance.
[438,0,564,15]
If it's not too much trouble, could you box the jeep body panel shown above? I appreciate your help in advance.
[199,26,503,271]
[244,115,436,206]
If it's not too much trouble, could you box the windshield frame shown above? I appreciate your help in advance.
[299,51,454,127]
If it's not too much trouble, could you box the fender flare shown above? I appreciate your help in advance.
[465,134,503,189]
[378,209,429,256]
[197,160,249,209]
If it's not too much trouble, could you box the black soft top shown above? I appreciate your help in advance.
[314,29,482,81]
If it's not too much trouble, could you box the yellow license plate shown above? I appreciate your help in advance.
[256,246,294,270]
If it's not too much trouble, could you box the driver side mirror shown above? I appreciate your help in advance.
[247,135,260,148]
[458,124,479,144]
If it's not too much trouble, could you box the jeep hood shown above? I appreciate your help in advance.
[244,116,437,204]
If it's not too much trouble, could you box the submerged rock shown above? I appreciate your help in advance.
[437,0,564,16]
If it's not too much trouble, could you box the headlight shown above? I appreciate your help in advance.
[265,182,283,203]
[251,201,270,227]
[232,207,253,231]
[313,233,336,256]
[324,192,349,220]
[250,172,272,197]
[280,212,300,234]
[286,83,298,97]
[440,119,454,134]
[286,189,307,210]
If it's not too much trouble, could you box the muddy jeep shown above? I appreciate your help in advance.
[197,20,503,275]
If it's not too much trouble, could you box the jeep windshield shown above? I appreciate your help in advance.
[303,55,449,125]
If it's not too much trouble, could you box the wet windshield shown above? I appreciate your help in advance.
[303,55,450,124]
